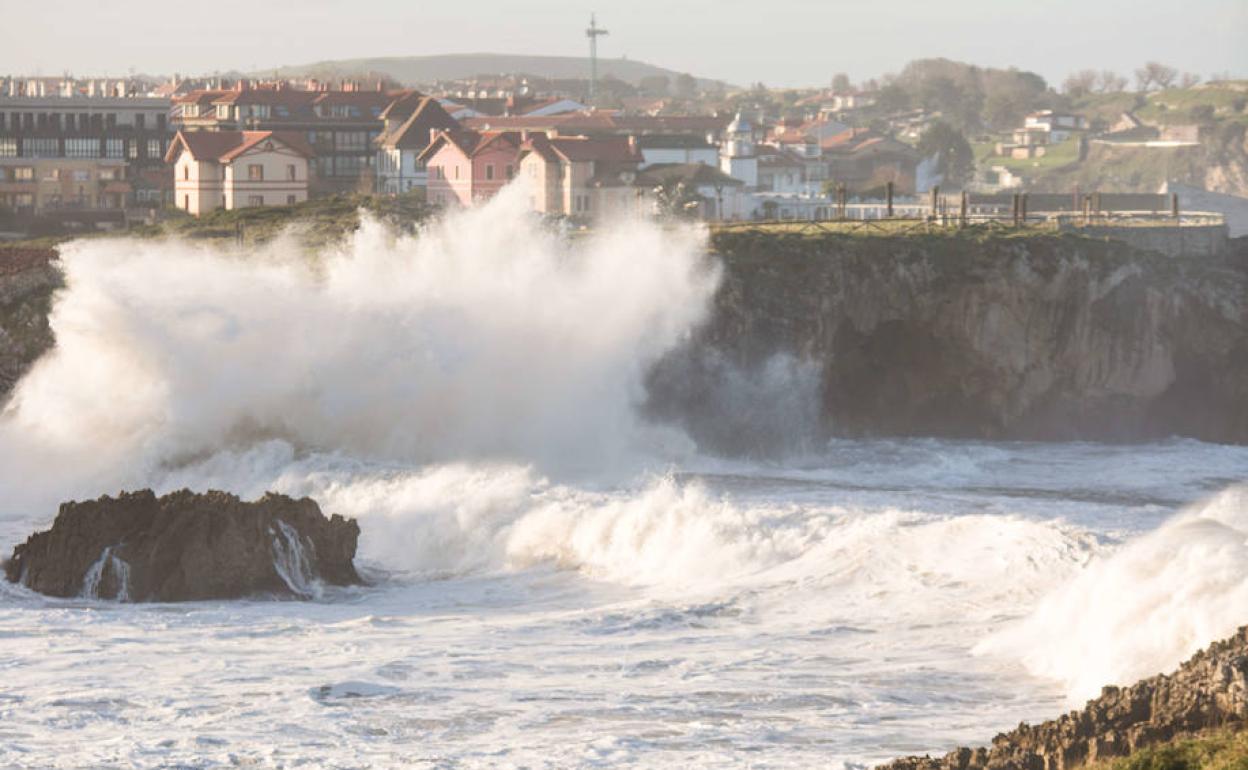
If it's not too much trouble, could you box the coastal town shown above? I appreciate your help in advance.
[1,40,1246,238]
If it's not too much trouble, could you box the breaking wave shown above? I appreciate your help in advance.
[977,484,1248,703]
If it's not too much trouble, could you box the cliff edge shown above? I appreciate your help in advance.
[648,232,1248,449]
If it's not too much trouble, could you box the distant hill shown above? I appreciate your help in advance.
[256,54,726,90]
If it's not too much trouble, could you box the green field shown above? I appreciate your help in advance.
[974,135,1084,175]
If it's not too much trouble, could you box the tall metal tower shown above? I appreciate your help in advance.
[586,13,609,103]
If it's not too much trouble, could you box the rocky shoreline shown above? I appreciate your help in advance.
[879,627,1248,770]
[4,489,362,601]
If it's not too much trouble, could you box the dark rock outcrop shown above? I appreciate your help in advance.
[879,627,1248,770]
[4,489,361,601]
[648,232,1248,449]
[0,248,59,402]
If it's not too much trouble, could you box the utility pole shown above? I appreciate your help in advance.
[586,13,609,103]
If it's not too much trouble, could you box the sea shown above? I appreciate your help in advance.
[1,187,1245,768]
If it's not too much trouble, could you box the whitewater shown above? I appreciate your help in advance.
[1,186,1246,768]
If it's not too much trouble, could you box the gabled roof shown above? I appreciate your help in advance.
[416,129,522,163]
[636,163,744,188]
[520,135,642,165]
[164,130,314,164]
[379,90,426,121]
[378,97,459,150]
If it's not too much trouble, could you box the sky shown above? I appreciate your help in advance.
[2,0,1245,88]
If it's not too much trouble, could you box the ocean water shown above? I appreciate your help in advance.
[1,188,1246,768]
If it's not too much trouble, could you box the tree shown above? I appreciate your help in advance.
[831,73,852,93]
[639,75,670,98]
[1063,70,1098,97]
[1180,72,1201,89]
[674,73,698,99]
[1096,70,1128,93]
[917,119,975,187]
[876,83,911,113]
[1136,61,1178,92]
[1190,104,1216,124]
[653,178,702,220]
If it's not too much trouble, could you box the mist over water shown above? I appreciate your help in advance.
[0,189,1246,766]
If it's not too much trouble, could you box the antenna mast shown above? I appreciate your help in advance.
[586,13,609,103]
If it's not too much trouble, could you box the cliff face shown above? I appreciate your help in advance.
[0,250,59,403]
[879,626,1248,770]
[647,232,1248,449]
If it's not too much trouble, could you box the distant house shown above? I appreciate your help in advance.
[634,134,719,168]
[165,129,312,215]
[822,128,919,195]
[516,134,643,219]
[756,145,807,193]
[419,129,522,207]
[1023,110,1088,143]
[374,93,459,194]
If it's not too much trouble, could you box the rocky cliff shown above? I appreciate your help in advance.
[0,249,58,402]
[879,627,1248,770]
[647,231,1248,450]
[4,489,361,601]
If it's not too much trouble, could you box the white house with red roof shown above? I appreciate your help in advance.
[166,130,313,215]
[516,134,644,219]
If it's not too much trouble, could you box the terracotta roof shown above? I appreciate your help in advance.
[636,163,743,188]
[165,130,314,163]
[378,97,458,150]
[542,135,642,164]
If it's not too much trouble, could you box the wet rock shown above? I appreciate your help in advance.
[4,489,361,601]
[878,626,1248,770]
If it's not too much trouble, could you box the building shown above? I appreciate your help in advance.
[166,130,312,215]
[634,134,718,168]
[635,162,747,220]
[172,82,396,194]
[1023,110,1089,143]
[822,128,919,195]
[419,129,522,207]
[374,93,459,194]
[0,86,173,214]
[756,145,808,194]
[719,113,758,188]
[516,134,643,219]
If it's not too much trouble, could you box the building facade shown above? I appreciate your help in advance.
[420,130,521,207]
[166,130,312,215]
[374,93,459,195]
[0,90,172,214]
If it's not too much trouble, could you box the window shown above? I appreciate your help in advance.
[14,167,34,181]
[147,139,162,159]
[485,164,494,180]
[0,138,15,157]
[135,114,145,130]
[286,195,296,205]
[286,164,296,181]
[42,168,60,181]
[333,156,367,177]
[506,165,514,180]
[98,168,118,181]
[247,195,264,207]
[128,142,138,159]
[72,170,90,181]
[184,194,189,211]
[105,139,124,159]
[248,164,263,181]
[22,138,59,158]
[183,165,189,181]
[334,131,367,151]
[65,139,99,158]
[454,165,460,180]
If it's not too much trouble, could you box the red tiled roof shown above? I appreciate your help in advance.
[165,130,315,163]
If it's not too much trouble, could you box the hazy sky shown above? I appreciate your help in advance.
[3,0,1245,88]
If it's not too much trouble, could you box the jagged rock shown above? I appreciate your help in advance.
[878,627,1248,770]
[648,233,1248,448]
[3,489,361,601]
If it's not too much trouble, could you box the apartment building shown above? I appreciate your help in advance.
[0,87,172,214]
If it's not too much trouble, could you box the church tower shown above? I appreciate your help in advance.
[720,112,758,188]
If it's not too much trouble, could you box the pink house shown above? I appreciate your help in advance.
[418,129,522,207]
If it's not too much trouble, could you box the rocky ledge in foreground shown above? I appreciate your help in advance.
[3,489,361,601]
[880,627,1248,770]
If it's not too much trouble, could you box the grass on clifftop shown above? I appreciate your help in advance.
[1092,729,1248,770]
